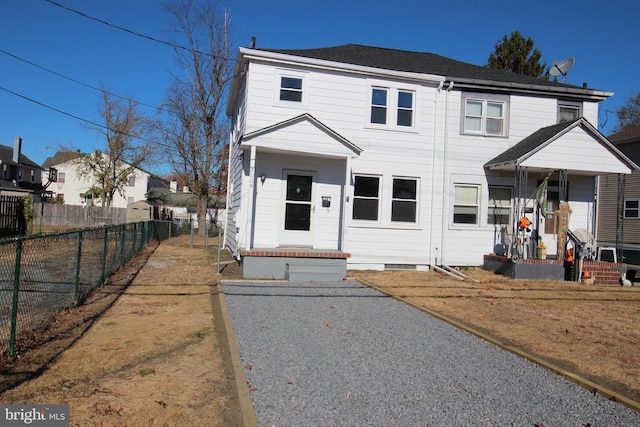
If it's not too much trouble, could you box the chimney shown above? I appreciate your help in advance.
[250,36,256,49]
[13,136,22,164]
[170,180,178,193]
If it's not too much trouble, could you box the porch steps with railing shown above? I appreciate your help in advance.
[575,260,625,286]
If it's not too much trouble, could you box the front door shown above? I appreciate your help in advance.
[280,171,315,247]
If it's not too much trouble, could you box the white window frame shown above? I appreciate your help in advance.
[366,81,417,130]
[624,199,640,219]
[352,174,381,222]
[487,186,512,225]
[558,101,582,123]
[461,93,509,137]
[128,175,136,187]
[30,169,35,183]
[57,171,65,183]
[275,70,308,106]
[391,176,418,223]
[452,183,481,226]
[2,164,7,179]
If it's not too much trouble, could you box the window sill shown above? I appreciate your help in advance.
[350,221,422,231]
[364,123,418,134]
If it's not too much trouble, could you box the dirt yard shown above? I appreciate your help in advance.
[1,236,639,425]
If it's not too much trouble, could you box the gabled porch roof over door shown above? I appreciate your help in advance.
[239,114,361,252]
[484,117,638,175]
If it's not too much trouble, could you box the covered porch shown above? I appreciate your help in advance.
[484,118,637,284]
[236,114,361,281]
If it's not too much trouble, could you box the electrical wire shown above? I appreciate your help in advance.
[0,84,173,149]
[0,48,166,113]
[44,0,235,62]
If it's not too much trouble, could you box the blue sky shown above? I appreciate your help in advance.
[1,0,638,174]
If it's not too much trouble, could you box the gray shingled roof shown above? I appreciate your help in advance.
[0,144,42,169]
[259,44,589,91]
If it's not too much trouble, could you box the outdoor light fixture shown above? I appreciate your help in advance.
[260,174,266,184]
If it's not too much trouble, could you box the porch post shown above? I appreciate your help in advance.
[339,156,351,252]
[247,145,257,250]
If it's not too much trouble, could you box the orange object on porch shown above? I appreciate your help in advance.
[518,216,531,231]
[566,248,574,262]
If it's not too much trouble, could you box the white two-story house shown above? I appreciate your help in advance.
[224,44,636,278]
[43,151,167,208]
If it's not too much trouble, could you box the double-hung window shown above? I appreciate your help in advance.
[369,85,415,128]
[397,91,414,127]
[488,186,512,225]
[58,172,65,183]
[353,175,380,221]
[370,88,388,124]
[280,76,303,102]
[453,184,480,225]
[462,93,508,136]
[624,199,640,219]
[128,175,136,187]
[391,178,417,222]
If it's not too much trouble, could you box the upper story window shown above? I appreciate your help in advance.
[558,101,581,123]
[57,172,65,183]
[453,183,480,225]
[30,169,35,183]
[397,91,414,127]
[367,82,416,129]
[2,164,8,179]
[128,175,136,186]
[370,88,388,124]
[462,93,509,137]
[280,76,303,102]
[353,175,380,221]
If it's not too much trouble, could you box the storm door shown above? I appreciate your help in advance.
[280,171,315,247]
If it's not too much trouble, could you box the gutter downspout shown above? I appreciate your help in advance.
[223,131,233,250]
[439,81,454,266]
[429,81,444,267]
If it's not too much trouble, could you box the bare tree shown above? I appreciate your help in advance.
[76,87,151,207]
[161,0,232,235]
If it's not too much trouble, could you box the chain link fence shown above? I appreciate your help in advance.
[0,220,186,358]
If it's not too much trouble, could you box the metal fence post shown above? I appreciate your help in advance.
[119,224,125,266]
[217,227,221,273]
[9,239,23,357]
[74,230,83,302]
[101,227,108,284]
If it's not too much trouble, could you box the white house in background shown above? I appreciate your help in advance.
[224,44,637,275]
[43,152,167,208]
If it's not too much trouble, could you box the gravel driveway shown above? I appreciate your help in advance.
[222,279,640,426]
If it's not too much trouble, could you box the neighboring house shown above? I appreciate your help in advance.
[42,151,168,208]
[0,137,44,196]
[144,188,227,225]
[224,44,636,276]
[597,125,640,264]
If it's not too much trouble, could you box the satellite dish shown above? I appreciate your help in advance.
[550,57,575,81]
